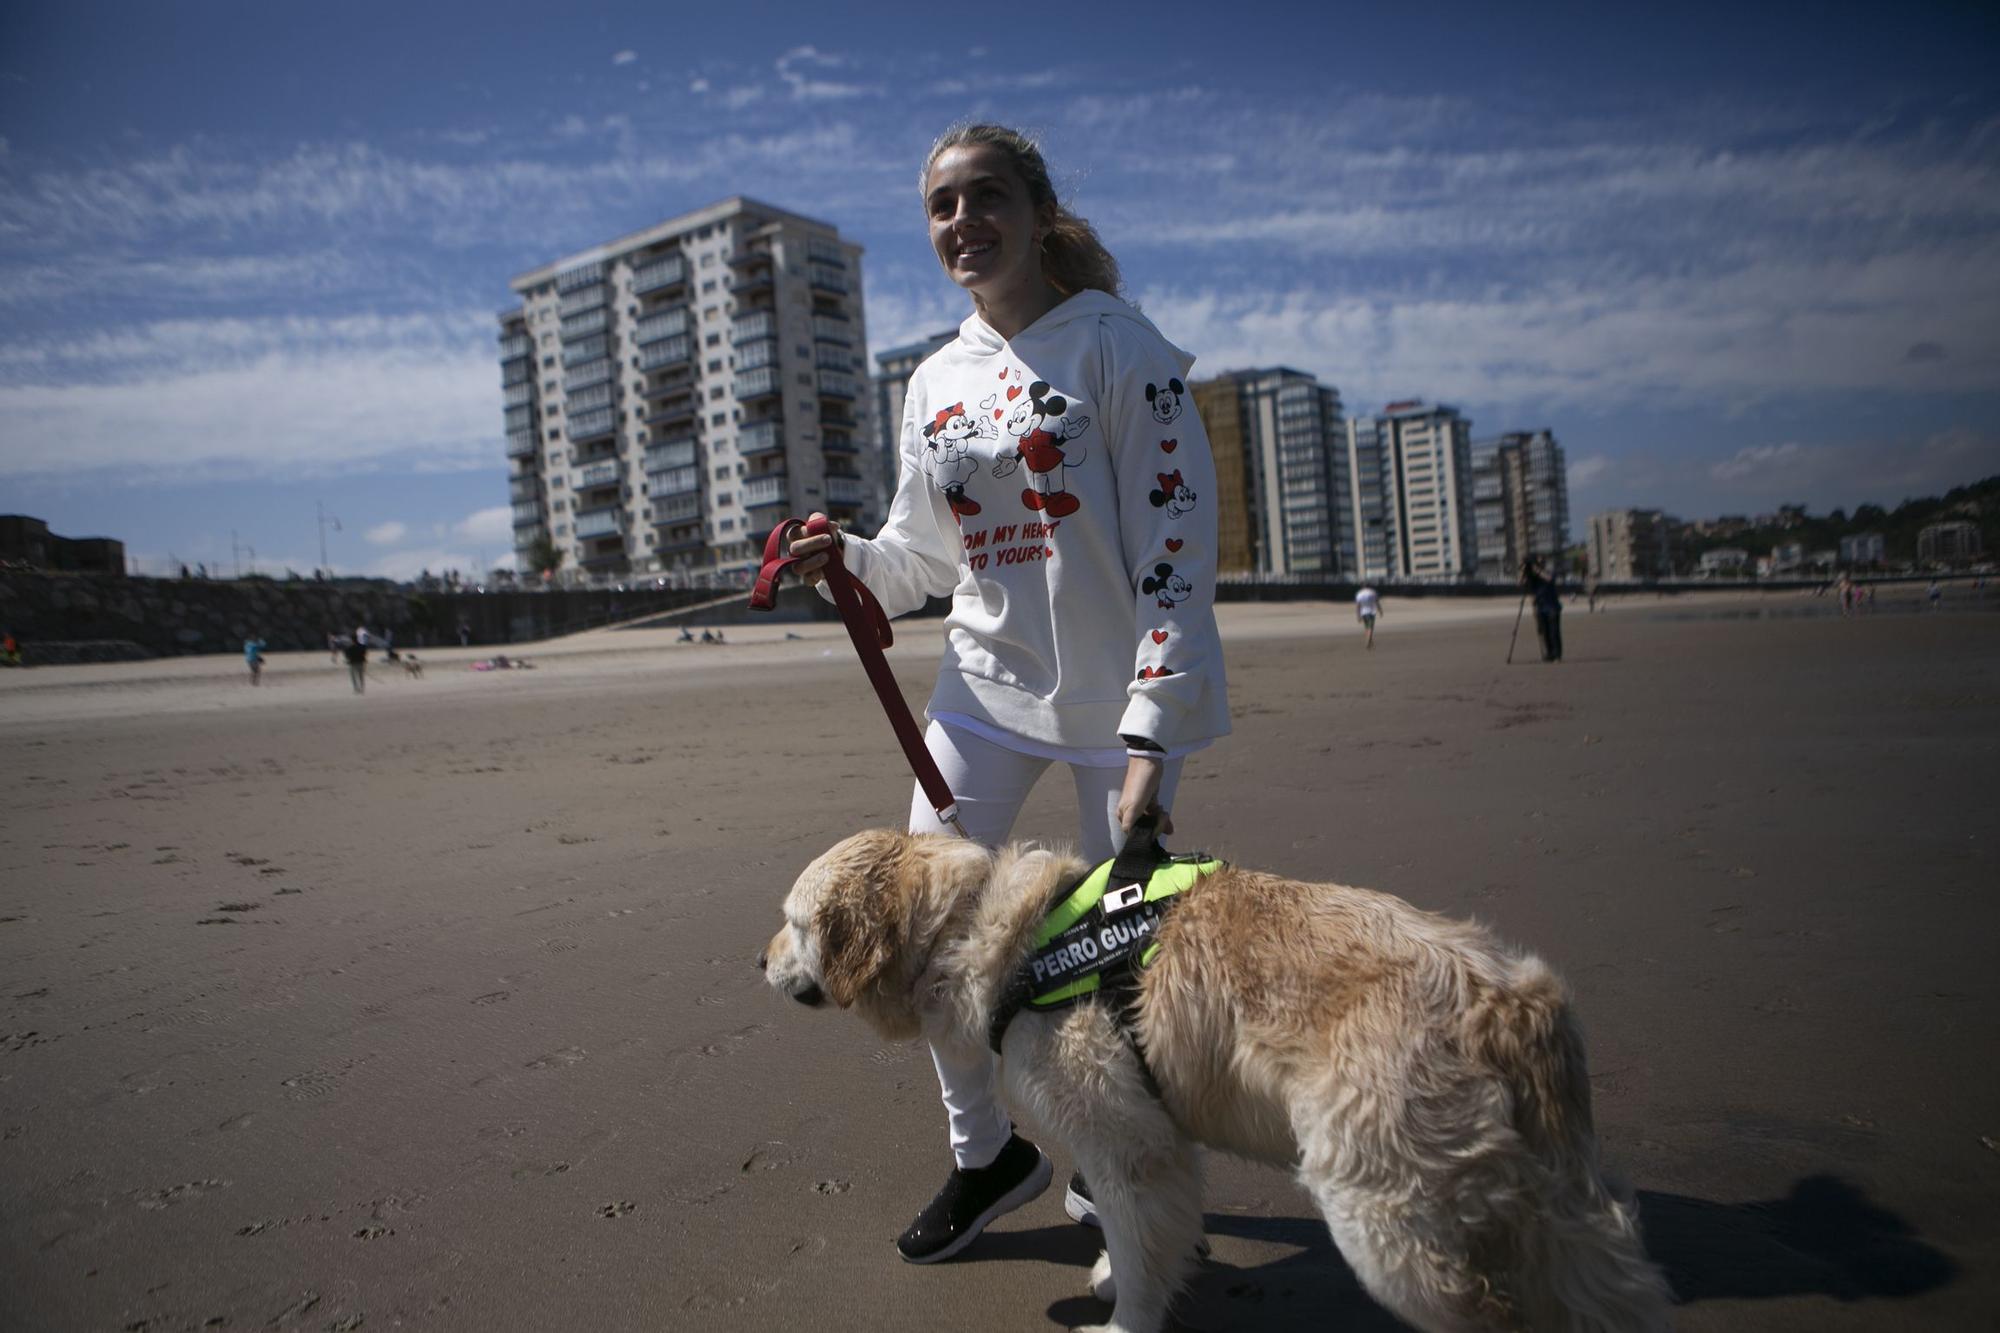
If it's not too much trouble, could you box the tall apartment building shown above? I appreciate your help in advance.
[501,197,873,584]
[871,330,958,531]
[1470,430,1570,582]
[1188,378,1254,574]
[1345,401,1476,582]
[1191,368,1349,576]
[1918,519,1983,565]
[1586,508,1672,582]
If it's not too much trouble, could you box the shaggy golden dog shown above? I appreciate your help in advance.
[760,831,1670,1333]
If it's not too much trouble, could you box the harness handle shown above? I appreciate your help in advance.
[1107,809,1167,896]
[749,515,962,835]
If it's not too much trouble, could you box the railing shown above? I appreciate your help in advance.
[562,334,608,367]
[814,343,851,370]
[731,311,775,344]
[729,266,775,293]
[808,263,849,293]
[560,307,607,340]
[635,309,689,344]
[504,404,534,432]
[807,237,846,265]
[817,370,858,400]
[513,524,547,547]
[568,406,616,440]
[558,284,605,318]
[736,339,775,370]
[631,255,686,293]
[573,507,622,539]
[741,474,788,507]
[653,492,702,525]
[556,261,604,292]
[499,334,532,360]
[512,500,542,526]
[821,432,857,455]
[563,358,613,394]
[639,334,691,371]
[645,400,697,429]
[567,381,614,413]
[507,430,538,458]
[825,475,867,505]
[812,314,851,345]
[645,439,697,472]
[575,459,622,489]
[738,422,782,456]
[503,381,534,407]
[733,366,779,399]
[510,477,538,502]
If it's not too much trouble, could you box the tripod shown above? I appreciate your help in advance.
[1505,592,1529,664]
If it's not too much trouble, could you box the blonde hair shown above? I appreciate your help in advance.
[921,123,1122,299]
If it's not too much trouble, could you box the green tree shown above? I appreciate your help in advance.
[524,534,564,577]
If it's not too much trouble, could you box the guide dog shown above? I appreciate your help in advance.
[760,830,1668,1333]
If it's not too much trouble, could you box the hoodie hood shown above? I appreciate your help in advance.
[957,290,1196,378]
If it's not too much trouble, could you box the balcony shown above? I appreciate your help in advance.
[512,500,542,527]
[638,334,691,371]
[503,381,534,408]
[578,546,630,570]
[562,334,608,367]
[635,309,689,345]
[560,307,607,341]
[817,370,858,400]
[733,366,780,401]
[568,406,616,441]
[825,475,868,506]
[653,491,702,526]
[556,260,605,293]
[728,263,775,295]
[808,264,849,294]
[558,284,606,318]
[811,314,852,345]
[514,524,547,548]
[807,237,847,266]
[731,311,776,344]
[631,255,687,294]
[562,358,613,394]
[649,464,700,498]
[641,373,694,402]
[644,399,698,431]
[741,474,789,508]
[504,404,534,433]
[821,432,858,455]
[499,334,532,361]
[509,477,539,503]
[575,459,622,490]
[573,507,623,540]
[653,532,704,555]
[507,430,538,459]
[738,421,783,458]
[503,359,532,387]
[819,403,858,430]
[567,380,614,414]
[644,439,697,473]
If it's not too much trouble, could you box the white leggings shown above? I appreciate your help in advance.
[908,720,1183,1169]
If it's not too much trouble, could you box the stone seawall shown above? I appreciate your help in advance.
[0,572,716,662]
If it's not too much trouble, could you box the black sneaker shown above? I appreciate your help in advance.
[1064,1172,1099,1227]
[896,1134,1052,1264]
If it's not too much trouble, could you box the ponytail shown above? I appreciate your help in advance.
[922,123,1123,299]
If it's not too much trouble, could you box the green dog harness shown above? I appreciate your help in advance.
[987,850,1224,1054]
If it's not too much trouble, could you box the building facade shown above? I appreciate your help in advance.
[0,514,126,575]
[871,330,958,533]
[1469,430,1569,582]
[1838,532,1885,566]
[501,198,873,585]
[1917,520,1983,566]
[1194,368,1349,576]
[1586,508,1673,582]
[1345,401,1476,581]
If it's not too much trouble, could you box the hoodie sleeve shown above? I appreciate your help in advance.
[833,370,963,620]
[1100,318,1224,748]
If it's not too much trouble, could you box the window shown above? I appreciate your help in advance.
[553,500,567,512]
[706,333,720,347]
[714,465,730,479]
[707,359,722,372]
[717,492,733,505]
[546,429,559,441]
[543,380,556,392]
[555,524,568,536]
[700,253,715,267]
[701,279,717,293]
[540,333,553,346]
[542,355,555,368]
[719,518,735,532]
[711,412,728,426]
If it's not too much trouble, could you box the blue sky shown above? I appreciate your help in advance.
[2,0,1995,577]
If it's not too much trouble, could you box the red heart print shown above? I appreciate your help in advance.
[1005,386,1021,401]
[1151,630,1169,644]
[1044,547,1055,557]
[1164,538,1183,552]
[1160,438,1178,453]
[993,409,1004,420]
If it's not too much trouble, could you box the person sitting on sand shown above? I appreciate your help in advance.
[678,626,696,643]
[700,629,715,644]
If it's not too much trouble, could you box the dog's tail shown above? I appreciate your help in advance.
[1474,956,1672,1332]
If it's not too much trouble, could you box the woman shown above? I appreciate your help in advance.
[789,124,1230,1263]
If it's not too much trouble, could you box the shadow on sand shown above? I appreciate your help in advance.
[983,1173,1957,1330]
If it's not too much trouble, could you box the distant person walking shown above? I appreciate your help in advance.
[1,631,21,668]
[342,636,369,694]
[457,619,472,647]
[1521,558,1563,663]
[1355,585,1381,649]
[1928,580,1942,611]
[244,637,267,686]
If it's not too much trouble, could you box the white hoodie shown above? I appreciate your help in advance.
[842,290,1230,754]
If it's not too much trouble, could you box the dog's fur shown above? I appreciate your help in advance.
[400,654,423,678]
[761,831,1669,1333]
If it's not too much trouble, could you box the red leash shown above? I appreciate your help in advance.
[750,516,965,836]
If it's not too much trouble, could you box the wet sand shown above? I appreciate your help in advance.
[2,589,1996,1330]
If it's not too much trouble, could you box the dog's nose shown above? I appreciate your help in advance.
[755,948,768,972]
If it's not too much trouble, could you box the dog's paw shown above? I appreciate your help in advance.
[1088,1249,1116,1304]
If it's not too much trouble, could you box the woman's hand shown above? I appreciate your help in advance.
[787,512,843,588]
[1116,754,1173,837]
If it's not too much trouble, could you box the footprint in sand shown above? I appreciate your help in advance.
[136,1179,229,1209]
[596,1200,635,1218]
[471,991,510,1006]
[525,1046,587,1071]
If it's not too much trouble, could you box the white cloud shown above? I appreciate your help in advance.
[689,77,710,93]
[1568,455,1612,487]
[453,506,512,545]
[364,520,408,546]
[611,50,637,66]
[775,46,876,101]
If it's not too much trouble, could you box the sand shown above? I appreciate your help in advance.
[2,587,1995,1331]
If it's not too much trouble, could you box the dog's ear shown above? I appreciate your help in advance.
[814,832,909,1008]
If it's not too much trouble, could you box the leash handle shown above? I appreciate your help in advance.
[749,516,961,834]
[1108,809,1166,891]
